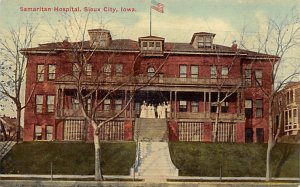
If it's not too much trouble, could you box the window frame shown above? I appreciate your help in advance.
[46,125,53,141]
[104,99,111,111]
[46,95,55,113]
[221,66,229,78]
[255,99,263,118]
[210,66,217,79]
[179,100,187,112]
[190,65,199,79]
[115,64,123,76]
[147,67,155,77]
[115,99,123,111]
[244,69,252,87]
[179,65,187,78]
[191,101,199,112]
[255,70,263,87]
[245,99,253,118]
[34,124,42,140]
[48,64,56,80]
[103,63,112,75]
[36,64,45,82]
[35,95,43,114]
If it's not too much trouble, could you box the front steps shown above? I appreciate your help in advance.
[131,118,178,180]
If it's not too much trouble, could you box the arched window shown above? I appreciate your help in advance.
[147,67,155,77]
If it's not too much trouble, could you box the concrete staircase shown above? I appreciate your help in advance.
[135,118,168,142]
[0,141,16,160]
[132,118,178,180]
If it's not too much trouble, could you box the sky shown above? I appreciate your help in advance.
[0,0,300,117]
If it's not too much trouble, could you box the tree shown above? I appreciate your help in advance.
[240,9,300,181]
[211,42,243,142]
[0,22,39,142]
[47,15,171,180]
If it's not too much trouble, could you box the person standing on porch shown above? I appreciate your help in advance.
[157,103,162,118]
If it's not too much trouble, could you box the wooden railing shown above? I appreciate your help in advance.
[56,75,242,86]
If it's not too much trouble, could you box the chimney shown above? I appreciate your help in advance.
[88,29,112,48]
[232,40,238,51]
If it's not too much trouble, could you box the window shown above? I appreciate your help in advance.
[191,101,198,112]
[115,99,122,111]
[35,95,43,113]
[256,128,264,143]
[155,42,161,50]
[142,42,147,49]
[221,102,229,113]
[147,67,155,77]
[46,126,53,140]
[256,99,263,118]
[179,100,187,112]
[73,63,80,75]
[293,109,297,124]
[87,98,91,114]
[48,65,56,80]
[179,65,187,78]
[191,65,198,78]
[198,36,212,48]
[245,128,253,143]
[85,64,92,76]
[35,125,42,140]
[221,67,228,78]
[245,69,251,87]
[245,100,252,118]
[104,99,111,111]
[72,97,79,110]
[37,64,44,82]
[149,42,155,50]
[255,70,262,87]
[103,64,112,75]
[211,102,217,113]
[210,66,217,79]
[115,64,123,76]
[47,95,55,113]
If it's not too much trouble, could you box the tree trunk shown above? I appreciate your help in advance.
[94,130,104,181]
[16,107,21,143]
[266,101,274,181]
[0,120,7,141]
[212,92,221,142]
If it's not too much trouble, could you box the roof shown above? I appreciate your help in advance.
[21,33,279,59]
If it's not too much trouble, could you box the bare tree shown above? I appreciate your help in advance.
[240,9,300,181]
[47,14,171,180]
[0,22,39,142]
[211,42,243,142]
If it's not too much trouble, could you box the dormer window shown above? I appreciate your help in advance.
[88,29,112,48]
[198,36,212,48]
[191,32,215,49]
[139,36,164,56]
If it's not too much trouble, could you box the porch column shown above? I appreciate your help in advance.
[237,92,240,116]
[61,88,65,117]
[129,90,133,119]
[208,91,211,116]
[175,91,177,119]
[169,91,172,119]
[204,91,206,117]
[124,89,127,118]
[56,88,61,117]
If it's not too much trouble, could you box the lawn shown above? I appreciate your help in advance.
[169,142,300,178]
[1,141,136,175]
[1,141,299,178]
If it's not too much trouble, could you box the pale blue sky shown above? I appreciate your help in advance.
[1,0,299,45]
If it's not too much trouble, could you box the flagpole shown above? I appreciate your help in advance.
[150,5,152,36]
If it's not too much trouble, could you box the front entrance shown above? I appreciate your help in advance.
[134,91,170,118]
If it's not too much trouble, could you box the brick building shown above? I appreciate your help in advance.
[21,29,278,143]
[273,82,300,136]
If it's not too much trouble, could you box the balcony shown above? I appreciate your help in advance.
[56,75,242,87]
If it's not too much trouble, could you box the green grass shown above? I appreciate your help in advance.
[2,141,299,178]
[1,141,136,175]
[169,142,300,177]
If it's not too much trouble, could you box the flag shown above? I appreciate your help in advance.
[151,0,164,13]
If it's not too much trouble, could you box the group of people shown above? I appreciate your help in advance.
[140,101,170,119]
